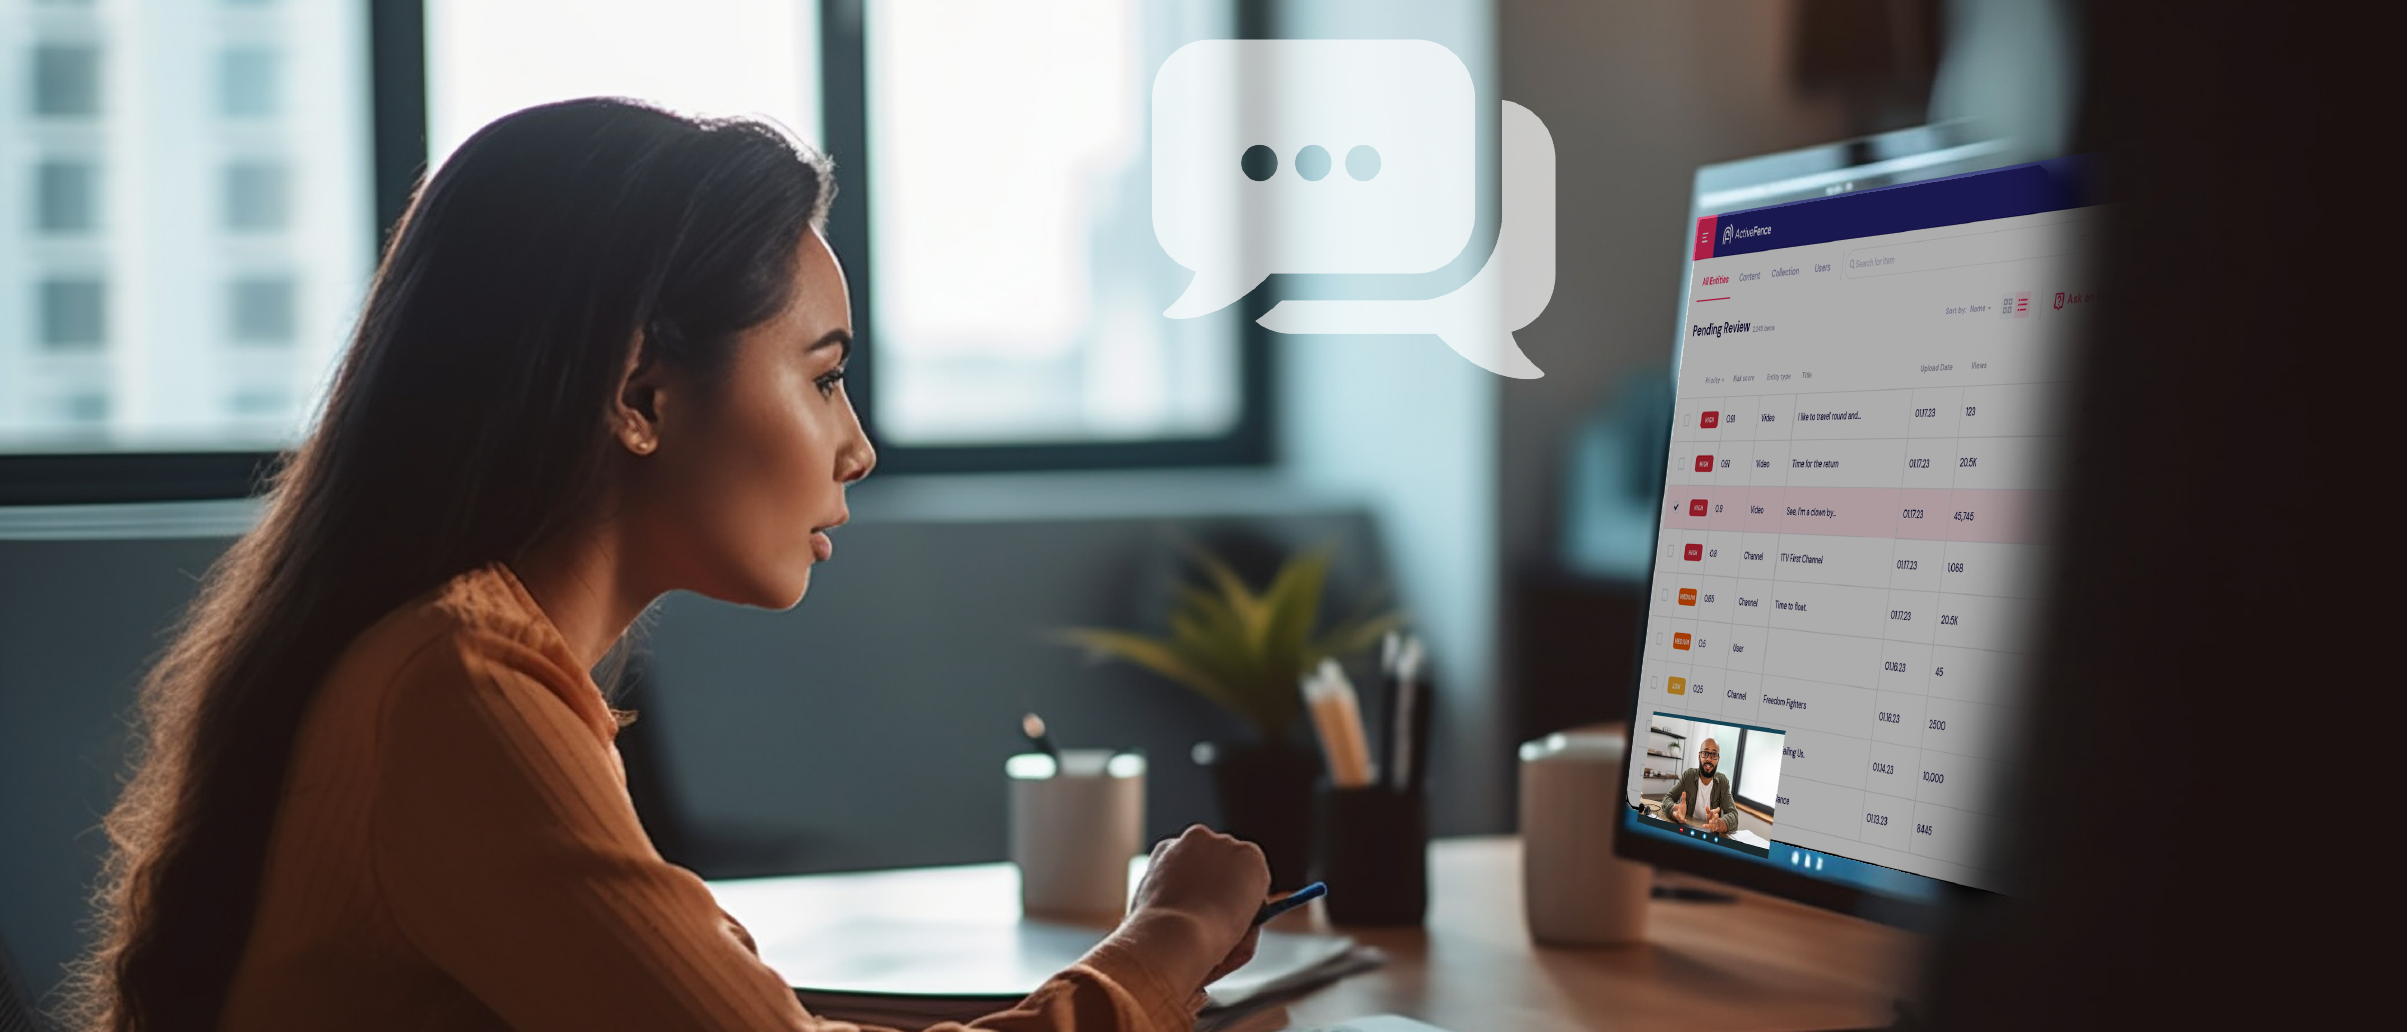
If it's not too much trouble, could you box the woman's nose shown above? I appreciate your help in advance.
[839,434,876,484]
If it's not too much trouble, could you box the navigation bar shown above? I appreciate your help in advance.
[1696,156,2098,261]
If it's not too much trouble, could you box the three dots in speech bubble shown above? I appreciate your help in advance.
[1240,144,1381,183]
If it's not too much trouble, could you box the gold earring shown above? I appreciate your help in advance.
[630,436,655,454]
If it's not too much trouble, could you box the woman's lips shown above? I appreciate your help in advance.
[810,530,834,562]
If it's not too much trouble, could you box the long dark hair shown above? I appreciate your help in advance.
[67,98,834,1032]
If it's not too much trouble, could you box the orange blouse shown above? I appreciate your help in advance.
[219,562,1190,1031]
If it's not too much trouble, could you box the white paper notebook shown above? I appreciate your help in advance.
[773,923,1377,1027]
[1277,1018,1460,1032]
[708,864,1382,1027]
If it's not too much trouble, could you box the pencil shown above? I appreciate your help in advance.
[1303,659,1375,788]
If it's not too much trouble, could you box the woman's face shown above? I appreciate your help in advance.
[623,228,875,609]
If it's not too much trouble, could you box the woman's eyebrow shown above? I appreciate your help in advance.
[808,329,852,361]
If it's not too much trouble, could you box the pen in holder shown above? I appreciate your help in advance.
[1314,782,1428,926]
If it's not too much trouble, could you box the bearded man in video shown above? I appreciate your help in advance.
[1666,737,1738,835]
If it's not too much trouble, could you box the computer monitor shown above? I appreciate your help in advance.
[1611,124,2099,927]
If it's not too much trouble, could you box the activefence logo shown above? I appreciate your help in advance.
[1694,217,1773,260]
[1151,39,1556,378]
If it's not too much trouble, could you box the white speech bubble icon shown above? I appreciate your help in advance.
[1258,100,1555,378]
[1152,39,1475,318]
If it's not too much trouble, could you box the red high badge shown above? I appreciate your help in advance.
[1694,455,1715,473]
[1688,498,1709,517]
[1683,543,1704,562]
[1700,410,1720,429]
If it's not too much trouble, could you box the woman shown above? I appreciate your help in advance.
[71,99,1269,1031]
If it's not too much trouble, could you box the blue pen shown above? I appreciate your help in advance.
[1252,881,1327,926]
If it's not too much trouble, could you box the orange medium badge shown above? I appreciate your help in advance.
[1678,588,1697,606]
[1673,632,1692,650]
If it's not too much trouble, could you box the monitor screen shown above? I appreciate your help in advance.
[1615,149,2099,915]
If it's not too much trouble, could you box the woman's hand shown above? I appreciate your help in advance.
[1113,825,1271,1003]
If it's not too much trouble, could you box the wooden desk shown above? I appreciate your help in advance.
[1263,836,1919,1032]
[710,836,1921,1032]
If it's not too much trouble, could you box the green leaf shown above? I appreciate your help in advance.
[1260,549,1330,663]
[1058,628,1247,719]
[1308,611,1407,666]
[1059,543,1408,743]
[1191,550,1265,630]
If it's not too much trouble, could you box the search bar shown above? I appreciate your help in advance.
[1844,220,2096,279]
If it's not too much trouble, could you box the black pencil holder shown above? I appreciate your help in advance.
[1313,783,1428,926]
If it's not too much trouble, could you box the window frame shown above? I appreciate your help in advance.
[0,0,1267,506]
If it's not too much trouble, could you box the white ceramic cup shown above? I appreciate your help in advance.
[1519,728,1652,945]
[1008,749,1146,922]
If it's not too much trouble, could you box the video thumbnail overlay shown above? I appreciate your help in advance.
[1630,714,1787,859]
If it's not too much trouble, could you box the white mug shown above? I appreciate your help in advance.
[1519,729,1651,945]
[1009,749,1146,922]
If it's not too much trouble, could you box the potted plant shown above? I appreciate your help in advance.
[1062,546,1398,889]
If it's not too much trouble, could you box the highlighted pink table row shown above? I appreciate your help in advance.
[1658,486,2054,545]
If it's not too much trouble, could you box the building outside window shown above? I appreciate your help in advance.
[218,46,278,117]
[34,159,98,232]
[228,276,294,345]
[0,0,372,451]
[37,277,105,350]
[31,42,100,116]
[58,390,107,424]
[228,387,286,418]
[223,160,287,231]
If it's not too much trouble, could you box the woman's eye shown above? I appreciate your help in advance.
[813,366,848,398]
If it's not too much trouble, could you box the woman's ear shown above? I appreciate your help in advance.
[612,333,668,456]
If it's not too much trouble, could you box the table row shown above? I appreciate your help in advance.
[1668,381,2066,443]
[1641,655,2029,742]
[1645,586,2036,655]
[1652,537,2050,599]
[1668,436,2063,493]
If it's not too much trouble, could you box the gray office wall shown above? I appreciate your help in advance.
[0,534,233,1012]
[1495,0,1861,585]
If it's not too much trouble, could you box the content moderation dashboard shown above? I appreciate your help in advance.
[1630,172,2101,894]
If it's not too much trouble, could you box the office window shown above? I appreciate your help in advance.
[224,160,288,231]
[38,278,106,350]
[863,0,1241,448]
[228,277,295,344]
[228,387,287,416]
[58,391,110,423]
[0,1,371,458]
[426,0,821,170]
[32,43,101,116]
[36,160,100,232]
[219,46,279,117]
[1736,728,1783,809]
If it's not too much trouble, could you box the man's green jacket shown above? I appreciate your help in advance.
[1665,767,1737,831]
